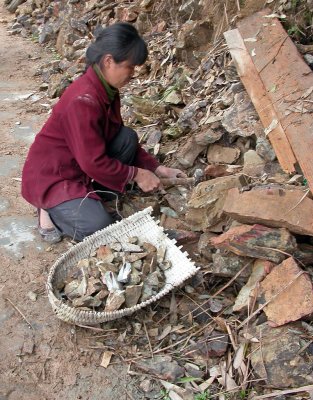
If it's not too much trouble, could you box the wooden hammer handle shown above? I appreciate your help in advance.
[159,177,195,188]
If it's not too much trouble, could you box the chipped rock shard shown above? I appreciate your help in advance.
[222,91,263,138]
[207,144,241,165]
[104,290,125,312]
[210,224,297,263]
[136,355,185,382]
[233,259,274,312]
[125,284,143,308]
[176,128,223,168]
[242,150,266,176]
[223,186,313,236]
[186,174,248,231]
[211,253,252,278]
[96,245,114,263]
[259,257,313,326]
[205,330,229,357]
[250,322,313,388]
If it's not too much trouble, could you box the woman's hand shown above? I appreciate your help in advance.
[154,165,187,179]
[134,168,161,192]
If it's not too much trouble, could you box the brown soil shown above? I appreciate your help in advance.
[0,3,142,399]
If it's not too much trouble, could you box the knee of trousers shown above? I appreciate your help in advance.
[73,212,114,241]
[119,126,138,149]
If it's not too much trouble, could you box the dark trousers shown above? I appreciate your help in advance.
[47,126,138,242]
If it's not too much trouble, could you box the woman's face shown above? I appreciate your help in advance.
[100,55,135,89]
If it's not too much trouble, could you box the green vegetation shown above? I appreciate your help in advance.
[194,391,211,400]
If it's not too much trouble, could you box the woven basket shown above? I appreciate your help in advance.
[47,207,199,325]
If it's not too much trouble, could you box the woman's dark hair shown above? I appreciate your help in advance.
[86,23,148,66]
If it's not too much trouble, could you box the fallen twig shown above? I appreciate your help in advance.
[253,384,313,399]
[6,297,34,330]
[143,321,154,359]
[285,188,310,214]
[181,261,253,322]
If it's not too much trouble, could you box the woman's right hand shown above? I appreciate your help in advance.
[134,168,161,192]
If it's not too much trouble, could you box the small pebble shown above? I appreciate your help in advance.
[27,291,37,301]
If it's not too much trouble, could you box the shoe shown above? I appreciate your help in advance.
[38,225,63,244]
[37,208,62,244]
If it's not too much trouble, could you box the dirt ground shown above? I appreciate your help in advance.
[0,3,144,399]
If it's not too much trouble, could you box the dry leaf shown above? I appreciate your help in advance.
[156,325,172,341]
[264,118,278,136]
[100,351,114,368]
[233,343,245,369]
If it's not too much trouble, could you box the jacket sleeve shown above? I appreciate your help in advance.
[133,145,160,171]
[60,94,136,192]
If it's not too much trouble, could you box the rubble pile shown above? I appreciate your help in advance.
[4,0,313,398]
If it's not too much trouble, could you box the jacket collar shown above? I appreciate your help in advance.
[85,66,111,105]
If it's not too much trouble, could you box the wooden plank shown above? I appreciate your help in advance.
[224,28,296,173]
[237,10,313,193]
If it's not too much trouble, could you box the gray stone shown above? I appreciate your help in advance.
[304,54,313,68]
[197,232,217,261]
[39,23,54,44]
[211,252,252,278]
[222,91,263,138]
[70,18,88,34]
[205,330,229,357]
[125,284,143,308]
[243,150,266,176]
[177,100,208,134]
[256,137,276,162]
[250,322,313,388]
[136,355,185,382]
[207,144,241,164]
[47,74,71,98]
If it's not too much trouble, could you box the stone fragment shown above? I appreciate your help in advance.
[176,21,213,65]
[197,232,217,261]
[115,5,139,22]
[204,164,242,178]
[96,245,114,263]
[205,330,229,357]
[211,253,252,278]
[47,74,71,98]
[176,128,223,168]
[222,91,263,138]
[233,260,274,312]
[104,290,125,312]
[136,355,185,382]
[165,229,200,246]
[164,192,188,216]
[186,174,248,231]
[125,284,143,308]
[223,186,313,236]
[72,295,102,308]
[210,224,297,263]
[176,100,207,134]
[207,144,241,164]
[250,322,313,387]
[259,257,313,326]
[243,150,266,176]
[256,137,276,162]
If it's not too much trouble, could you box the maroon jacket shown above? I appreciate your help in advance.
[22,67,159,209]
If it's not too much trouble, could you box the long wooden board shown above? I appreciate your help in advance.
[224,28,296,173]
[228,9,313,193]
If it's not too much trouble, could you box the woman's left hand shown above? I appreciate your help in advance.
[155,165,187,179]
